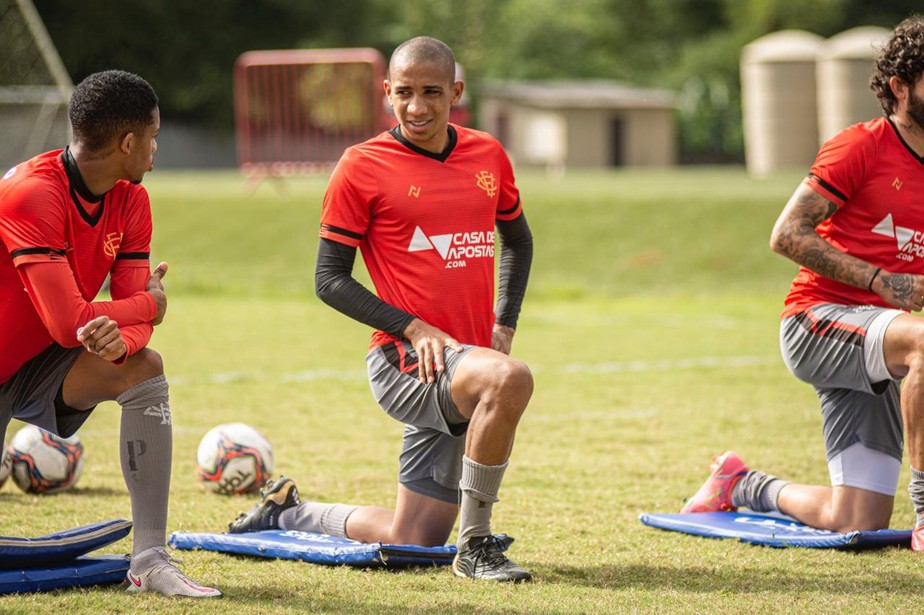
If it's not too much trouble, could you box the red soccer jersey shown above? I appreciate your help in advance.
[319,125,523,349]
[782,118,924,318]
[0,149,156,383]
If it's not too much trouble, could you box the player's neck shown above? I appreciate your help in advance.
[68,143,121,196]
[891,113,924,156]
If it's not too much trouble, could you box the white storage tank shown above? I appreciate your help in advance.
[816,26,891,144]
[741,30,824,177]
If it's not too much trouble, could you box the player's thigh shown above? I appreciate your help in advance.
[818,384,903,477]
[781,304,900,393]
[391,483,458,546]
[62,347,164,409]
[1,344,89,439]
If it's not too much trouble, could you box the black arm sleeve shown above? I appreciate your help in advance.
[495,213,533,329]
[314,238,416,339]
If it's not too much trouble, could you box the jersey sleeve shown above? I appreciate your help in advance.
[319,147,375,247]
[112,187,153,272]
[0,177,69,265]
[494,145,523,222]
[17,262,156,347]
[806,124,876,208]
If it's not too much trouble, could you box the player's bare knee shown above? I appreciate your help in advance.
[119,348,165,391]
[490,357,533,415]
[829,506,890,533]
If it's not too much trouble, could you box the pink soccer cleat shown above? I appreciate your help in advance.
[912,525,924,552]
[680,451,749,513]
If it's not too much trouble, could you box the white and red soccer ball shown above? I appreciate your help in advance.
[5,425,85,494]
[196,422,274,495]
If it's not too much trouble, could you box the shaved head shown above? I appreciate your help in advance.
[388,36,456,82]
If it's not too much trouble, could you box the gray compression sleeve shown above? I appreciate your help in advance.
[495,213,533,329]
[315,238,416,338]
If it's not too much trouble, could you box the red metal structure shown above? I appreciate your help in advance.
[234,48,471,189]
[233,48,392,185]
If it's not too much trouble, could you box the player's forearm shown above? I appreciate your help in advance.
[495,214,533,329]
[112,322,154,364]
[315,238,415,338]
[21,262,157,346]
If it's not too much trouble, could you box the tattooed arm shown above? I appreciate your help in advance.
[770,181,924,311]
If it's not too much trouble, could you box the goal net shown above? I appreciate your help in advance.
[0,0,72,171]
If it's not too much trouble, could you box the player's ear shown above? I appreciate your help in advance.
[888,75,909,104]
[451,81,464,105]
[118,131,134,155]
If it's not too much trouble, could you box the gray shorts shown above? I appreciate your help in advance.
[780,304,904,463]
[366,341,476,504]
[0,344,92,443]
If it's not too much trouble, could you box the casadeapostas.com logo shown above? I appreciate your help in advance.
[872,213,924,262]
[407,226,494,269]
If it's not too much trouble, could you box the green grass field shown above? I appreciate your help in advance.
[2,167,919,614]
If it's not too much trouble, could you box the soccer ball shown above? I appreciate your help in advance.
[196,423,274,495]
[0,444,10,489]
[8,425,85,494]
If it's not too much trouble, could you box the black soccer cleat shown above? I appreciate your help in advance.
[228,476,300,533]
[452,535,532,583]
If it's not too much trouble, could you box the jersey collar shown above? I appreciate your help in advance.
[389,125,457,162]
[61,146,105,226]
[887,117,924,165]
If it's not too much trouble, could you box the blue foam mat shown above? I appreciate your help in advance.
[0,519,132,569]
[169,530,509,568]
[640,512,912,549]
[0,554,130,595]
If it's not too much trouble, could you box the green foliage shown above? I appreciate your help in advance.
[31,1,923,165]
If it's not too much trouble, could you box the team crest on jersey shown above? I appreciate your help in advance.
[407,226,494,269]
[475,171,497,198]
[872,213,924,261]
[103,232,123,258]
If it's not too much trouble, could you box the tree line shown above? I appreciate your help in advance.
[36,0,920,162]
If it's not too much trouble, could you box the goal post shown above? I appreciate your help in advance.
[0,0,73,170]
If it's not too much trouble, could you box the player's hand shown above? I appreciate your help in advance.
[871,271,924,312]
[76,316,127,362]
[403,318,463,384]
[492,324,515,355]
[147,261,168,325]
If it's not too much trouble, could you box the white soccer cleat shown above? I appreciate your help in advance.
[126,547,221,598]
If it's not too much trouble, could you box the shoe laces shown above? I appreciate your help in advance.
[260,478,278,497]
[135,546,184,574]
[469,537,510,568]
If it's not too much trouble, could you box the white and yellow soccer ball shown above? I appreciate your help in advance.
[196,422,274,495]
[8,425,85,494]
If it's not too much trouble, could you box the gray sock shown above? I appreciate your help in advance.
[117,375,172,559]
[908,467,924,527]
[457,456,507,549]
[731,470,789,512]
[279,502,358,537]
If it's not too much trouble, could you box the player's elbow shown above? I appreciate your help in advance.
[45,320,82,348]
[314,269,342,306]
[769,224,791,257]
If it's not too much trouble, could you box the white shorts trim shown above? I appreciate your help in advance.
[864,309,903,384]
[827,441,901,495]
